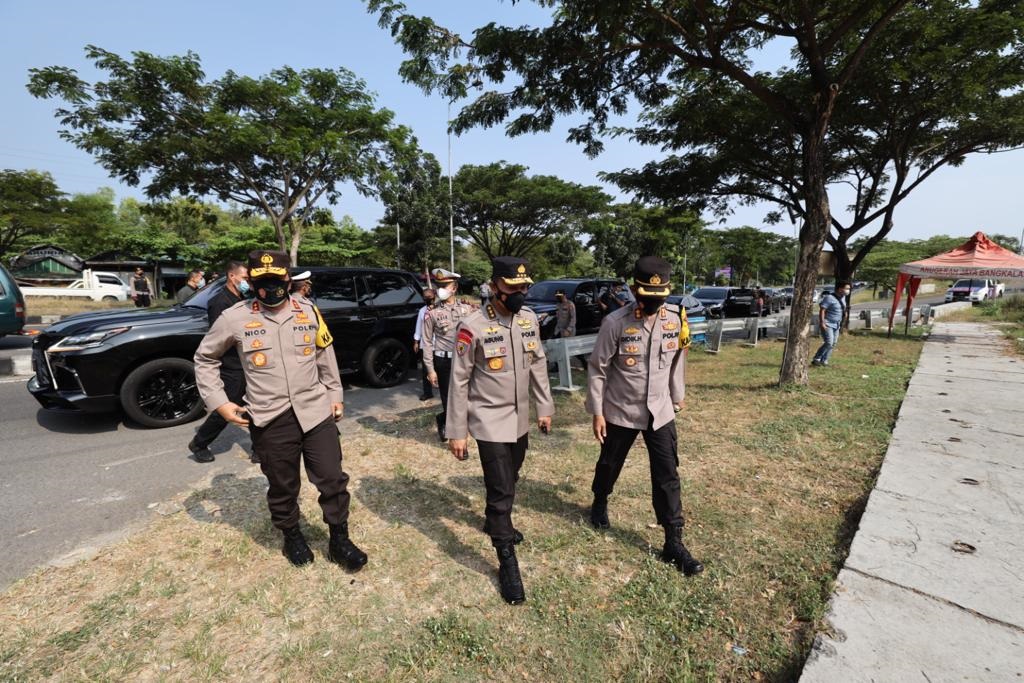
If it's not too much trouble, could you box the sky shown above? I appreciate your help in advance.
[1,0,1022,246]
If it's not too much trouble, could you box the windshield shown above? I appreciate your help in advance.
[181,279,227,310]
[693,287,728,300]
[951,279,983,289]
[525,282,572,302]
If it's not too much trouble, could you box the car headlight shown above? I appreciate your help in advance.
[50,326,132,352]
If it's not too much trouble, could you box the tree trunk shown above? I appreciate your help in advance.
[779,128,833,386]
[272,215,287,255]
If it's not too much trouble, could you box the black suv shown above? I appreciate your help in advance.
[524,278,624,339]
[27,267,423,428]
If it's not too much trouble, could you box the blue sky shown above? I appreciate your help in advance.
[1,0,1022,245]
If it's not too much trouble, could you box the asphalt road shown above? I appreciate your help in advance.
[0,373,429,590]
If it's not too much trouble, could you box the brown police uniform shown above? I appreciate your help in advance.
[421,285,474,439]
[446,284,554,547]
[554,299,576,337]
[194,281,350,533]
[586,289,689,529]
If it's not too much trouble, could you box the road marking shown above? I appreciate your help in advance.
[102,449,177,468]
[0,376,31,384]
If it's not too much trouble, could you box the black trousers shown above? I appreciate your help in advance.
[193,368,246,449]
[591,419,684,528]
[418,349,433,398]
[478,434,529,546]
[434,354,452,435]
[250,409,351,530]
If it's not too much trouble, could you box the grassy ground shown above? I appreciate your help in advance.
[0,331,924,682]
[938,294,1024,355]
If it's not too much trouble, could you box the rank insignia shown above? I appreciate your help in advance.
[244,321,263,329]
[625,344,639,354]
[484,325,501,334]
[303,347,313,356]
[516,319,532,329]
[624,326,640,334]
[303,334,311,344]
[252,352,268,367]
[526,341,537,350]
[251,339,263,349]
[663,322,678,331]
[624,357,637,366]
[488,357,504,370]
[659,308,667,319]
[634,308,643,319]
[486,305,497,319]
[296,313,310,323]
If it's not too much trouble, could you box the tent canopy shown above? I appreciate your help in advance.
[899,231,1024,279]
[889,231,1024,334]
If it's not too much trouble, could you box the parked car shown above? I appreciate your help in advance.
[691,286,729,318]
[0,264,27,338]
[724,288,761,318]
[27,267,424,428]
[666,293,707,318]
[760,288,785,313]
[777,286,794,306]
[945,278,1004,303]
[18,269,130,302]
[525,278,624,339]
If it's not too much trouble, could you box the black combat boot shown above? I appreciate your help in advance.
[282,526,314,567]
[496,543,526,605]
[661,525,704,576]
[589,496,610,529]
[482,524,524,544]
[435,413,446,442]
[328,523,368,571]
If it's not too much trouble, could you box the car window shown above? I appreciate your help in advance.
[525,282,565,301]
[98,275,123,286]
[316,274,359,310]
[693,287,728,299]
[361,273,418,307]
[575,282,596,304]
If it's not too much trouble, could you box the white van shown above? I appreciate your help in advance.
[944,278,1004,303]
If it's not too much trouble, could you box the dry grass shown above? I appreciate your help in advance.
[0,331,924,682]
[22,298,166,318]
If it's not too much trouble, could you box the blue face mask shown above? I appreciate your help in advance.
[238,280,251,297]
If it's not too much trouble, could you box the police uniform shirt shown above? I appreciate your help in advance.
[194,296,344,432]
[446,305,555,442]
[585,303,687,431]
[421,300,475,373]
[555,300,576,334]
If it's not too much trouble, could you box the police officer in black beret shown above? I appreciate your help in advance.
[585,256,703,576]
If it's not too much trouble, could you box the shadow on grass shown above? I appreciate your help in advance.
[770,484,874,683]
[448,474,653,554]
[356,406,446,448]
[355,475,495,579]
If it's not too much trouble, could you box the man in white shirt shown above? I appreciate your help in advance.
[413,288,437,400]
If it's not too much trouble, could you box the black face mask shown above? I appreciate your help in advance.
[499,290,526,314]
[638,295,667,312]
[255,280,289,307]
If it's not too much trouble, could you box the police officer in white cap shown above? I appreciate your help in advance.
[422,268,474,441]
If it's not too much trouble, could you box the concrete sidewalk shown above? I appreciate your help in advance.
[801,322,1024,682]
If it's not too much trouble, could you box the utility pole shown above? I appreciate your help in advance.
[396,222,401,269]
[448,101,455,272]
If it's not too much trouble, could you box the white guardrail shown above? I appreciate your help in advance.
[542,303,952,391]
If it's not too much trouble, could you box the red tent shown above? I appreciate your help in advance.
[888,231,1024,334]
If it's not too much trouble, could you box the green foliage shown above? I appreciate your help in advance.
[0,168,65,259]
[378,152,450,271]
[856,234,970,291]
[589,204,704,279]
[452,162,612,259]
[28,47,420,263]
[713,226,797,285]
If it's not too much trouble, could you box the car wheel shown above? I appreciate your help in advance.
[102,295,117,302]
[361,337,410,388]
[120,357,205,428]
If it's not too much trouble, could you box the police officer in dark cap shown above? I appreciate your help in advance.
[194,250,368,570]
[447,256,555,604]
[585,255,703,576]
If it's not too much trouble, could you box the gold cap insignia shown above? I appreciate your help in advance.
[650,274,662,285]
[260,253,273,265]
[517,264,526,274]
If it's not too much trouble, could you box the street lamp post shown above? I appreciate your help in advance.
[448,101,455,272]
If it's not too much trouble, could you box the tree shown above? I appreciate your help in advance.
[27,46,418,265]
[588,204,704,279]
[0,169,64,259]
[369,0,922,385]
[712,226,796,285]
[378,152,450,272]
[451,162,611,260]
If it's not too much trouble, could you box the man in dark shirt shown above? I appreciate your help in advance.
[176,270,203,304]
[188,261,250,463]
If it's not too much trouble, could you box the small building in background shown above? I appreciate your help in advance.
[9,245,84,284]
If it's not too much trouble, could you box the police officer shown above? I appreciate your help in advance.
[290,270,313,303]
[554,289,576,338]
[188,260,251,464]
[586,256,703,577]
[447,257,555,605]
[421,268,474,441]
[194,250,368,570]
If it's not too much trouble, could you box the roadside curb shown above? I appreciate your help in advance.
[0,352,32,377]
[25,315,62,325]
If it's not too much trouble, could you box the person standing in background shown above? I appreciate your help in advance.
[176,270,203,304]
[130,267,153,308]
[413,288,437,401]
[422,269,474,441]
